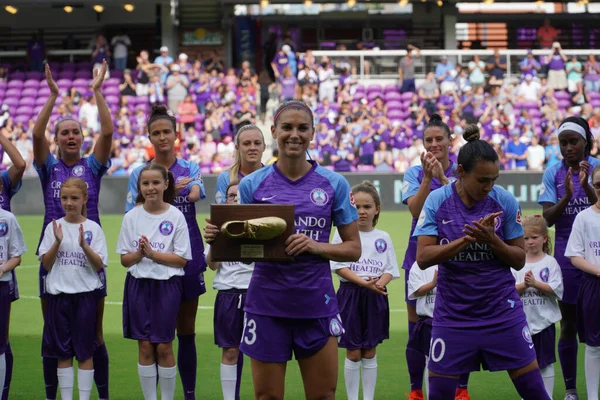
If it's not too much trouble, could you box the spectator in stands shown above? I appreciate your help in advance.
[527,135,545,171]
[216,134,235,165]
[27,31,46,72]
[453,65,470,93]
[263,32,279,82]
[119,69,136,96]
[15,130,34,176]
[176,53,192,76]
[78,96,100,133]
[584,55,600,93]
[537,19,559,49]
[154,46,174,82]
[91,34,111,71]
[435,55,456,93]
[177,95,198,132]
[419,72,440,116]
[331,140,355,172]
[505,130,528,170]
[271,46,289,80]
[546,42,568,90]
[111,31,131,71]
[279,66,298,102]
[487,49,507,85]
[468,55,486,90]
[107,147,128,176]
[545,132,562,166]
[166,64,190,113]
[203,50,225,73]
[566,55,583,93]
[191,72,210,113]
[517,74,542,103]
[282,45,297,76]
[232,100,257,133]
[398,44,421,93]
[520,49,541,80]
[373,141,393,172]
[148,74,165,105]
[318,58,336,102]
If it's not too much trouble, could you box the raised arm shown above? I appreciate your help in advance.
[0,134,26,189]
[33,64,58,166]
[92,60,114,165]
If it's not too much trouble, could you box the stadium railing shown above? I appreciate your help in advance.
[310,49,600,80]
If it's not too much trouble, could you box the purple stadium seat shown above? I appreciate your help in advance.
[21,88,38,97]
[7,80,23,89]
[111,70,124,80]
[34,105,44,115]
[16,105,33,114]
[38,87,51,96]
[5,88,21,98]
[25,71,43,80]
[23,79,40,89]
[384,84,399,94]
[18,98,35,106]
[14,115,30,124]
[58,71,75,80]
[529,109,542,118]
[135,103,150,112]
[2,98,19,107]
[57,78,73,87]
[401,92,414,101]
[591,99,600,108]
[35,96,49,105]
[367,92,382,101]
[355,84,365,93]
[387,109,403,119]
[357,165,375,172]
[524,101,539,109]
[8,72,25,81]
[554,91,570,100]
[589,91,600,100]
[48,62,61,71]
[104,86,120,96]
[75,71,92,79]
[61,62,76,71]
[386,101,403,110]
[105,78,120,87]
[384,92,402,101]
[557,99,571,109]
[0,90,4,99]
[105,95,120,105]
[76,61,92,70]
[367,84,382,93]
[0,82,6,90]
[73,78,89,87]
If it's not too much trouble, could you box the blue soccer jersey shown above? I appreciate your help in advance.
[238,161,358,318]
[0,170,22,211]
[413,183,525,328]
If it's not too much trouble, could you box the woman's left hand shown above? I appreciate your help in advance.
[175,177,193,194]
[285,234,322,257]
[91,59,108,91]
[463,211,503,243]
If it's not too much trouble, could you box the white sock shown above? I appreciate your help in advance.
[344,358,361,400]
[220,363,237,400]
[540,365,554,399]
[157,365,177,400]
[586,345,600,400]
[0,353,5,400]
[425,356,430,400]
[78,369,94,400]
[137,363,158,400]
[57,366,74,400]
[361,356,378,400]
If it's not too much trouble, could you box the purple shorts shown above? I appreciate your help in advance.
[10,272,18,302]
[337,282,389,350]
[214,289,247,348]
[532,325,556,370]
[123,274,182,343]
[39,263,107,299]
[577,274,600,346]
[428,319,536,375]
[0,281,13,355]
[182,272,206,301]
[42,292,98,361]
[239,312,344,363]
[405,269,417,307]
[406,317,433,356]
[561,268,583,305]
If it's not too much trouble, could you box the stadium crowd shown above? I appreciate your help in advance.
[2,35,600,175]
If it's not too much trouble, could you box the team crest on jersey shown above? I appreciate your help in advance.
[485,213,502,232]
[84,230,93,245]
[375,238,387,253]
[540,267,550,283]
[310,188,329,206]
[329,316,343,337]
[0,222,8,237]
[159,221,174,235]
[72,165,85,177]
[522,325,533,344]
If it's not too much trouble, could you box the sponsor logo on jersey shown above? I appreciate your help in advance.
[375,238,387,253]
[310,188,329,206]
[159,221,174,235]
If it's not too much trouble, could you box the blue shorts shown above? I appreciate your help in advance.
[39,263,107,299]
[428,319,536,375]
[239,312,344,363]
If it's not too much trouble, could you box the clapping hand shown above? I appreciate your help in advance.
[579,161,591,188]
[91,59,108,91]
[463,212,503,244]
[524,270,536,287]
[139,235,154,259]
[52,220,63,244]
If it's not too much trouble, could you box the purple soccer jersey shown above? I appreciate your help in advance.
[538,157,600,272]
[413,183,525,327]
[126,158,207,275]
[401,163,457,271]
[238,161,358,319]
[34,153,110,252]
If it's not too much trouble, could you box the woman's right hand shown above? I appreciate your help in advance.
[203,218,220,244]
[564,168,575,199]
[45,64,59,96]
[52,220,63,243]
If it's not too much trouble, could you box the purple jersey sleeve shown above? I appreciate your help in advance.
[34,152,59,188]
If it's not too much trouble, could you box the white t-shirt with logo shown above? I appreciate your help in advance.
[38,218,107,295]
[566,206,600,268]
[330,228,400,282]
[0,208,26,282]
[116,204,191,280]
[408,261,437,318]
[204,244,254,290]
[511,254,563,335]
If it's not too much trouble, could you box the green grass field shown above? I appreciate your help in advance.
[6,211,588,399]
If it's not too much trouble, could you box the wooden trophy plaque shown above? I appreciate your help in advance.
[209,204,295,263]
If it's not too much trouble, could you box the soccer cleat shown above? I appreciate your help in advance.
[564,394,579,400]
[455,388,471,400]
[406,390,425,400]
[221,217,287,240]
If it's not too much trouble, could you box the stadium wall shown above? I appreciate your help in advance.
[13,172,544,215]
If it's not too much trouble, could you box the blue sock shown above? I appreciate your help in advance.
[177,333,197,400]
[93,342,109,399]
[2,343,12,400]
[512,369,551,400]
[458,372,470,389]
[428,376,458,400]
[43,356,58,400]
